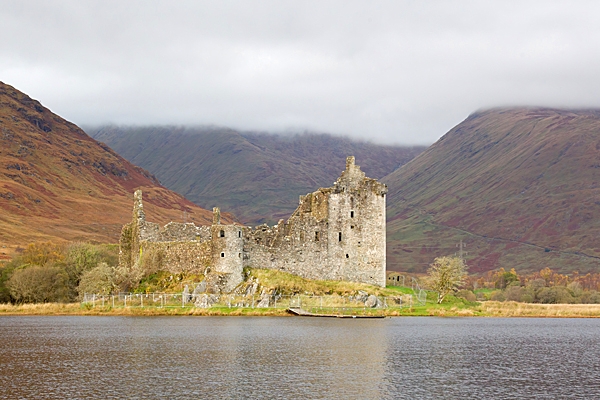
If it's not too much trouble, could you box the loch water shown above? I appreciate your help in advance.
[0,316,598,399]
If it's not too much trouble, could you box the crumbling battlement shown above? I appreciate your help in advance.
[119,156,387,291]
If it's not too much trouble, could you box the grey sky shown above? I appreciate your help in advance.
[1,0,599,145]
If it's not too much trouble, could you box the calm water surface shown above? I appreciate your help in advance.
[0,316,598,399]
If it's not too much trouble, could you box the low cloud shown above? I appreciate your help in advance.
[1,0,599,145]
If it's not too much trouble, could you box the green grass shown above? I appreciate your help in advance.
[384,285,416,295]
[135,271,206,293]
[247,268,409,297]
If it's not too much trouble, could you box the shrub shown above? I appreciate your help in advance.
[139,246,164,275]
[505,286,524,302]
[64,242,102,288]
[580,290,600,304]
[456,289,476,302]
[567,281,583,297]
[536,286,575,304]
[0,259,20,303]
[520,293,534,303]
[489,290,506,302]
[7,265,70,303]
[526,278,546,290]
[77,263,115,298]
[475,291,489,301]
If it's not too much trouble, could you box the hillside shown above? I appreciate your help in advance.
[86,125,425,224]
[384,108,600,274]
[0,82,228,259]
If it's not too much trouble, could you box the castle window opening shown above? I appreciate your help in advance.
[351,225,354,229]
[339,232,342,241]
[350,211,354,218]
[221,252,225,258]
[219,230,225,237]
[238,231,241,238]
[315,231,319,241]
[346,254,349,258]
[238,253,241,258]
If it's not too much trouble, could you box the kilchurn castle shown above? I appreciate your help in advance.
[119,156,387,292]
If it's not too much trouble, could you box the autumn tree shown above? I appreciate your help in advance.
[63,242,104,298]
[7,266,70,303]
[427,256,467,304]
[20,242,66,267]
[493,267,520,289]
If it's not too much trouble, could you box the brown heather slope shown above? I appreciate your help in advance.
[0,82,228,259]
[384,108,600,275]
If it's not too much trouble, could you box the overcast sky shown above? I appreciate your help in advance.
[2,1,600,144]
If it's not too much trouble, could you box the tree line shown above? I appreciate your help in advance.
[463,266,600,304]
[0,242,121,303]
[426,257,600,304]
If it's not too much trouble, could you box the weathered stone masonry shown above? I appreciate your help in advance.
[119,156,387,291]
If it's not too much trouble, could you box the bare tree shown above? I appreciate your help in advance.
[427,256,466,304]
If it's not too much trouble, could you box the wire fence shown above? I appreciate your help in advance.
[387,274,428,306]
[81,292,423,311]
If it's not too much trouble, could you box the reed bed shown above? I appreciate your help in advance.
[478,301,600,318]
[0,303,291,316]
[2,301,600,317]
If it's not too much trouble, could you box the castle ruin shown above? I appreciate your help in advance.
[119,156,387,291]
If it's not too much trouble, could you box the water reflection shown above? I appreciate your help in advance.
[0,316,599,399]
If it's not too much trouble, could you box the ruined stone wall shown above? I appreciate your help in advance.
[140,240,213,274]
[243,156,387,287]
[242,211,329,280]
[140,221,211,242]
[118,190,145,270]
[119,195,244,290]
[120,156,387,291]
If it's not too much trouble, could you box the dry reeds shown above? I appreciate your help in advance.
[2,300,600,318]
[0,302,291,316]
[478,301,600,318]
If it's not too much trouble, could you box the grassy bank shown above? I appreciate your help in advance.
[2,301,600,317]
[0,302,291,316]
[2,270,599,317]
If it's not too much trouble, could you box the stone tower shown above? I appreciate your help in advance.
[210,207,244,291]
[241,156,387,287]
[326,156,387,286]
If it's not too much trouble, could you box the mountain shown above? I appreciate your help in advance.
[86,125,425,224]
[0,82,225,259]
[384,108,600,274]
